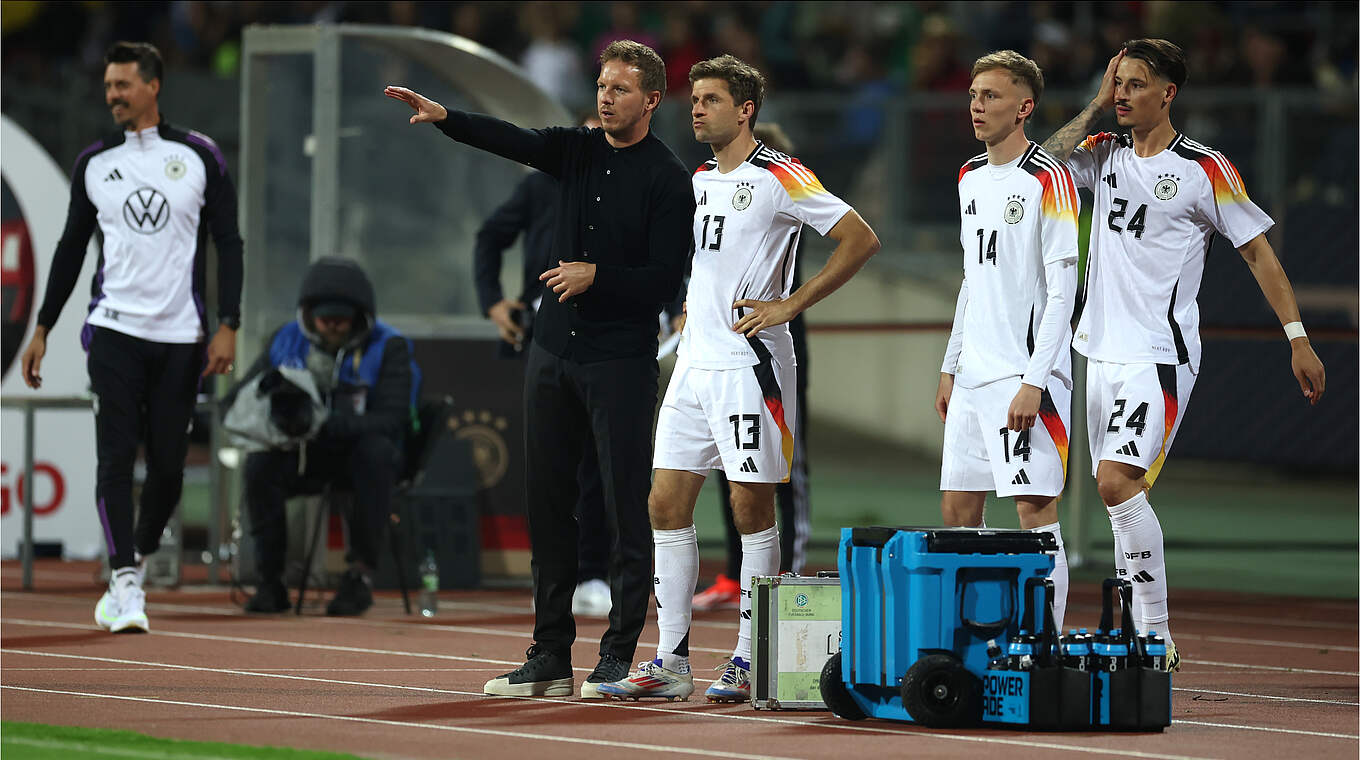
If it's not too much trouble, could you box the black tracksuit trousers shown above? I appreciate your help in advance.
[523,343,657,663]
[87,326,202,570]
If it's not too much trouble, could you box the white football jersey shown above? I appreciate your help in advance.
[1066,132,1273,371]
[682,142,851,370]
[946,142,1080,389]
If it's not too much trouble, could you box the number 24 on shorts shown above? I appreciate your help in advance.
[1106,399,1149,436]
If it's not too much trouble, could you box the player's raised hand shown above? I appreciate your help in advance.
[384,86,448,124]
[1291,340,1326,405]
[732,298,798,338]
[935,373,954,423]
[1093,49,1126,112]
[1007,383,1042,431]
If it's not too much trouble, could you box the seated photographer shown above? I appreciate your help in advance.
[232,257,417,615]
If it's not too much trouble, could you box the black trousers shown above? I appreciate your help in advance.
[574,446,610,581]
[524,343,657,661]
[87,326,202,569]
[718,375,811,577]
[243,433,402,581]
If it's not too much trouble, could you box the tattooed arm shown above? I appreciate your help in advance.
[1042,49,1125,160]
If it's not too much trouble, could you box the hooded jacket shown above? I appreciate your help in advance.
[228,258,419,444]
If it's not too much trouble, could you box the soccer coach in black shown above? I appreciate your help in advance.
[386,39,693,699]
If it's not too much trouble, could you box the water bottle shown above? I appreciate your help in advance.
[1007,630,1036,671]
[419,550,439,617]
[1142,631,1168,671]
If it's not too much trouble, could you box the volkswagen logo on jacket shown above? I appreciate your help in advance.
[123,187,170,233]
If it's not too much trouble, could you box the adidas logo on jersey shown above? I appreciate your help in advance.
[1011,469,1031,485]
[1102,172,1117,188]
[738,457,759,474]
[104,168,124,182]
[1130,570,1155,583]
[964,199,976,215]
[1117,441,1140,457]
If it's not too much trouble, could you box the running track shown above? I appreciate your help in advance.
[2,561,1356,759]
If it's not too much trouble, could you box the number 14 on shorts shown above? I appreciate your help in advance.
[998,427,1031,463]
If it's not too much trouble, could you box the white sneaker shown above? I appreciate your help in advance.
[571,578,612,618]
[95,567,149,633]
[596,659,694,701]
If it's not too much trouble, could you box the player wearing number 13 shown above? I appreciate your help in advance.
[937,51,1079,631]
[1043,39,1326,666]
[601,55,880,703]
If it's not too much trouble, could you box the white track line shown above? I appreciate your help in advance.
[1180,633,1358,652]
[0,685,797,760]
[1,736,238,760]
[1168,610,1357,632]
[1174,720,1357,740]
[1171,687,1359,706]
[13,611,1360,685]
[1188,658,1359,677]
[17,592,1360,660]
[0,651,1214,759]
[5,666,502,673]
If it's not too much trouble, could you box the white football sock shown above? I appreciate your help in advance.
[653,525,697,673]
[1107,491,1172,646]
[1031,521,1068,632]
[734,525,780,663]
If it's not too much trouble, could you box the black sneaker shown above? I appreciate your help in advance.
[483,644,574,697]
[325,569,374,616]
[245,578,291,614]
[580,652,629,699]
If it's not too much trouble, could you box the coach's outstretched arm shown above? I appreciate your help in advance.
[732,210,880,337]
[1236,233,1326,404]
[384,85,565,177]
[1042,50,1125,161]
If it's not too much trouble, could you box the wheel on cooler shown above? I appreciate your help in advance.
[900,653,982,728]
[818,651,866,721]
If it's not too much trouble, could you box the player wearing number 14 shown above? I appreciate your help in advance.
[937,51,1080,631]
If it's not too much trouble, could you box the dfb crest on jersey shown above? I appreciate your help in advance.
[164,157,187,180]
[123,187,170,234]
[1154,174,1179,200]
[732,181,754,211]
[1003,195,1025,224]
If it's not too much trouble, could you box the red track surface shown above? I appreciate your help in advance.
[2,560,1356,759]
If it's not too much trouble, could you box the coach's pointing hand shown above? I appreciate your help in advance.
[384,86,448,124]
[540,261,596,302]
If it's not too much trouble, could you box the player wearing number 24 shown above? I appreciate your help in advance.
[1039,38,1325,669]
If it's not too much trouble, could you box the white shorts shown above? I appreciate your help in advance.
[653,353,796,483]
[1086,359,1197,485]
[940,375,1072,498]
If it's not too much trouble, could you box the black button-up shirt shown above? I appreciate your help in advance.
[437,112,694,362]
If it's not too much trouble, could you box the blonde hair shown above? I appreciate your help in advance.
[971,50,1044,105]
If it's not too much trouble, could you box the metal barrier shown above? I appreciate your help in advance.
[1,396,93,589]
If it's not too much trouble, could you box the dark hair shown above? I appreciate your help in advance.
[689,55,768,127]
[1120,38,1188,89]
[971,50,1044,106]
[104,41,164,86]
[599,40,667,98]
